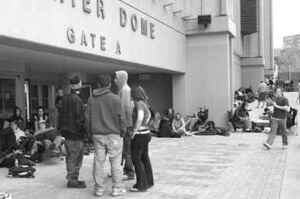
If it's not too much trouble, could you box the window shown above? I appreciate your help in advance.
[42,85,49,109]
[30,84,39,113]
[0,78,16,118]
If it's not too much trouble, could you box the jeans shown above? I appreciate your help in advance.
[64,139,84,181]
[122,133,135,177]
[266,118,288,146]
[131,134,154,190]
[93,134,123,190]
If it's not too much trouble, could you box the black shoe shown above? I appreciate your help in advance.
[67,180,86,188]
[77,180,86,187]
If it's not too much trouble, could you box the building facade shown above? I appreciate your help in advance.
[0,0,273,126]
[283,34,300,49]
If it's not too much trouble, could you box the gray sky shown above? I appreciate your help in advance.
[273,0,300,48]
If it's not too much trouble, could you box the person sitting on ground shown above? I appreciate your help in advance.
[257,81,269,109]
[9,106,25,131]
[245,87,255,103]
[33,106,64,155]
[158,110,182,138]
[233,101,252,132]
[0,120,37,168]
[149,112,161,136]
[172,113,187,137]
[0,119,17,168]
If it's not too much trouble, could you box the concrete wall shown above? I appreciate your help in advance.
[232,54,242,91]
[173,33,232,126]
[129,74,173,115]
[263,0,274,70]
[242,65,264,90]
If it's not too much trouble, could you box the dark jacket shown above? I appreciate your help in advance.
[86,88,126,136]
[58,90,85,140]
[0,127,17,158]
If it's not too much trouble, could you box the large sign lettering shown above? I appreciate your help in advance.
[53,0,156,55]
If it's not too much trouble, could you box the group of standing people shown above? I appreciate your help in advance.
[58,71,153,197]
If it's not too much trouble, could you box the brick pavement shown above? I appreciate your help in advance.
[0,133,288,199]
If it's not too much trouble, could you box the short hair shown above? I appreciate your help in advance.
[37,106,44,111]
[69,75,81,85]
[96,74,111,88]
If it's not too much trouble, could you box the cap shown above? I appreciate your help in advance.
[69,76,81,85]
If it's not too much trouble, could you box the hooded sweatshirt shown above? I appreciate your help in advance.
[86,88,126,135]
[115,71,133,128]
[58,90,85,140]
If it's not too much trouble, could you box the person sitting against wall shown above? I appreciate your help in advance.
[158,110,182,138]
[0,119,37,167]
[166,108,175,124]
[9,106,25,131]
[149,112,161,136]
[232,101,252,132]
[0,119,17,168]
[172,113,187,137]
[33,106,64,155]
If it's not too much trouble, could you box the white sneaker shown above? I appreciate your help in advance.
[95,189,104,197]
[263,142,271,150]
[282,145,288,150]
[111,188,126,197]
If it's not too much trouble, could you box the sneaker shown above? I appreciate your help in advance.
[129,187,147,192]
[263,142,271,150]
[122,175,135,181]
[67,180,86,188]
[111,188,126,197]
[94,188,104,197]
[282,145,288,150]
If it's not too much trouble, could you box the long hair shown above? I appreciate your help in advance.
[131,86,149,104]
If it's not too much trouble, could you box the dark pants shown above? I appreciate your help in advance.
[131,134,154,190]
[123,135,135,177]
[266,118,288,146]
[65,139,84,181]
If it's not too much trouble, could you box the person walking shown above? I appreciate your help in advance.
[130,86,154,192]
[86,74,126,197]
[114,70,135,180]
[58,76,86,188]
[263,87,290,150]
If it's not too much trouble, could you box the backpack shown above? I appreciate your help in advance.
[8,165,36,178]
[287,108,298,129]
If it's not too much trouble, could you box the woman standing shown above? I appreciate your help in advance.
[130,86,154,192]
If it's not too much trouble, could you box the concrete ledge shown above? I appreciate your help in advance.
[241,56,265,67]
[185,16,237,37]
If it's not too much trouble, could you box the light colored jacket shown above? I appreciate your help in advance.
[115,71,133,128]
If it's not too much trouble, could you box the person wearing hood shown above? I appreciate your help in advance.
[86,74,126,197]
[58,76,86,188]
[114,70,135,180]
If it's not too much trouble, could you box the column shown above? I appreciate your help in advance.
[219,0,228,16]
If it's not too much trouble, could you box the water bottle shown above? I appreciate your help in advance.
[15,158,19,167]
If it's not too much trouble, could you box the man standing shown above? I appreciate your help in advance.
[58,76,86,188]
[114,70,135,180]
[86,74,126,197]
[263,87,290,150]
